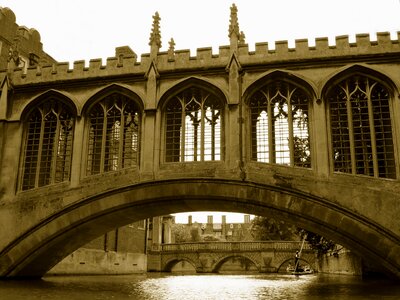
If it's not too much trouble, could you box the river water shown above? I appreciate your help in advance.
[0,273,399,300]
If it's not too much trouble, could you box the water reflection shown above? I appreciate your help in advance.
[0,274,399,300]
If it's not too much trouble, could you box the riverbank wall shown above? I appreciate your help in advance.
[47,248,147,275]
[318,249,363,276]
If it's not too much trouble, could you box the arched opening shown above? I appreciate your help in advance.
[83,87,142,175]
[277,258,312,273]
[245,72,315,168]
[0,179,399,279]
[165,259,196,273]
[20,91,76,190]
[215,255,258,273]
[160,78,227,162]
[323,66,398,179]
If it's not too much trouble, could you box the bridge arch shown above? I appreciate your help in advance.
[0,179,399,278]
[163,257,197,272]
[276,257,313,273]
[212,254,261,273]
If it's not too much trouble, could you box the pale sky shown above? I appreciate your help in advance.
[2,0,399,223]
[2,0,400,63]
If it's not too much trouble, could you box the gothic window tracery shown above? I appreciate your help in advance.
[165,87,223,162]
[22,99,74,190]
[328,75,396,178]
[86,93,140,175]
[249,80,311,167]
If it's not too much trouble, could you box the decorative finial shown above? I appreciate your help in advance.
[168,38,175,53]
[168,38,175,60]
[239,31,246,44]
[228,3,240,39]
[149,12,161,48]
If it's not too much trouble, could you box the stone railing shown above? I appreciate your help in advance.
[160,241,311,252]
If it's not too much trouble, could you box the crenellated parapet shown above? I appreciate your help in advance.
[239,32,400,64]
[4,31,400,86]
[1,2,400,86]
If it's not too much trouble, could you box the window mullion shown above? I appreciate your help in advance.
[100,108,107,172]
[211,109,215,160]
[346,84,356,175]
[181,105,186,162]
[35,116,45,188]
[287,94,294,166]
[200,107,205,161]
[366,81,379,177]
[119,112,125,169]
[50,116,61,184]
[267,98,274,163]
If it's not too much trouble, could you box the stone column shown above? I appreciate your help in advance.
[70,116,84,187]
[312,98,330,176]
[0,122,22,199]
[226,4,245,178]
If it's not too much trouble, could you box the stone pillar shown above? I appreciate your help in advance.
[312,98,330,176]
[70,116,84,187]
[141,12,162,179]
[162,216,173,244]
[226,4,244,177]
[222,215,227,237]
[0,121,22,199]
[140,109,156,179]
[244,215,250,224]
[150,216,163,250]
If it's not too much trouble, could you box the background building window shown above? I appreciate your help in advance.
[165,87,223,162]
[328,75,395,179]
[22,99,74,190]
[87,93,140,175]
[250,80,311,167]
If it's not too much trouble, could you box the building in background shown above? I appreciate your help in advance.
[171,214,253,243]
[0,7,55,72]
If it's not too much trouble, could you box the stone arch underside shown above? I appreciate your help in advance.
[212,254,261,272]
[0,179,399,278]
[163,256,198,272]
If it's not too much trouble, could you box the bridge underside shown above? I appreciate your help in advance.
[0,179,399,279]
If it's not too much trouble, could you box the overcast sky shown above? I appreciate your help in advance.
[2,0,400,223]
[3,0,400,63]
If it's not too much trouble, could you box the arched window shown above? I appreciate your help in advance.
[249,80,311,167]
[22,98,74,190]
[87,93,140,175]
[165,87,223,162]
[328,75,396,179]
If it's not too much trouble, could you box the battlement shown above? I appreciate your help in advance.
[4,30,399,86]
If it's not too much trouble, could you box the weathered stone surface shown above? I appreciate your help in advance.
[0,6,399,279]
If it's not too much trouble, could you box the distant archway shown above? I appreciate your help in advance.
[213,255,259,273]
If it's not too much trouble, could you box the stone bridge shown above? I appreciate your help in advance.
[0,5,400,278]
[148,241,316,273]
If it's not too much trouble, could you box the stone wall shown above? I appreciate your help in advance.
[47,248,147,275]
[49,221,147,275]
[318,250,363,276]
